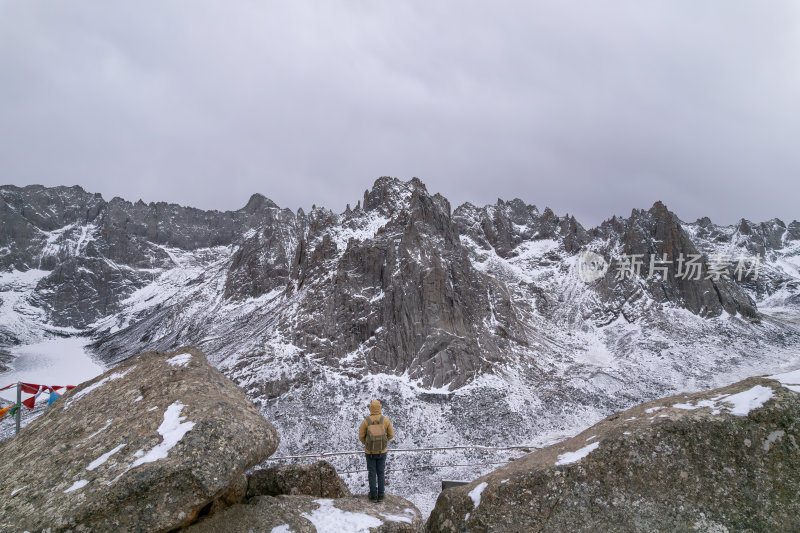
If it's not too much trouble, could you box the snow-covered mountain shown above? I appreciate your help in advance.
[2,177,799,514]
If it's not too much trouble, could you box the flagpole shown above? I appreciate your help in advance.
[15,381,21,435]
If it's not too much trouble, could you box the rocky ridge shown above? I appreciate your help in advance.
[427,371,800,532]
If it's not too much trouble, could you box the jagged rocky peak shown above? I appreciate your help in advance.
[0,184,105,231]
[362,176,418,212]
[620,200,687,254]
[360,176,446,222]
[592,212,627,238]
[101,193,278,251]
[223,204,303,301]
[454,196,587,257]
[733,217,787,257]
[252,177,518,389]
[0,185,106,270]
[242,192,279,213]
[787,220,800,240]
[0,184,286,326]
[499,196,538,218]
[688,213,727,239]
[590,200,758,319]
[689,214,792,257]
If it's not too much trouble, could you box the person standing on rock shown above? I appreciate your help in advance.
[358,399,394,502]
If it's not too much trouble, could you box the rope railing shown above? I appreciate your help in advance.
[338,461,515,475]
[262,444,538,461]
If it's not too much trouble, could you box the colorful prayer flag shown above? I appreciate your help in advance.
[21,383,40,394]
[23,388,46,409]
[48,391,61,406]
[0,383,75,420]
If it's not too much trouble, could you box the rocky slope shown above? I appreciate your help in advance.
[427,371,800,532]
[0,346,423,532]
[187,494,423,533]
[1,177,799,514]
[0,347,278,532]
[247,461,351,499]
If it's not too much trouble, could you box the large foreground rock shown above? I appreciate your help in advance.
[187,494,423,533]
[247,461,351,498]
[427,372,800,532]
[0,346,278,532]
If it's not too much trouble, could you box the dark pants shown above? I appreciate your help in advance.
[365,452,387,498]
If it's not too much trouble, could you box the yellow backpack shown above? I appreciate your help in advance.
[364,415,387,453]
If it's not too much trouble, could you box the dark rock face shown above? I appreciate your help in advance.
[693,216,788,259]
[426,375,800,532]
[788,220,800,241]
[30,256,150,327]
[187,494,424,533]
[453,199,590,258]
[0,346,278,532]
[100,194,278,252]
[247,461,351,498]
[0,185,106,270]
[590,201,758,319]
[0,185,277,328]
[277,177,519,389]
[3,179,796,393]
[687,216,800,303]
[223,205,303,300]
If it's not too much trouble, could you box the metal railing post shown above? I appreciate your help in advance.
[15,381,21,435]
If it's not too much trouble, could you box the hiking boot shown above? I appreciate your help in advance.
[377,494,385,502]
[369,495,377,502]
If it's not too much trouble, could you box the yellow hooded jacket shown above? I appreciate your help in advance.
[358,399,394,454]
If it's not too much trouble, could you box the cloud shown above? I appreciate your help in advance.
[0,1,798,227]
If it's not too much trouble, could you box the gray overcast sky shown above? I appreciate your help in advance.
[1,2,798,227]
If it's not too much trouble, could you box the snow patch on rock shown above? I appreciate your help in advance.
[379,508,416,524]
[63,479,89,493]
[166,353,192,367]
[87,443,126,471]
[468,482,488,508]
[87,419,113,440]
[129,401,195,468]
[301,499,383,532]
[672,385,775,417]
[555,442,600,466]
[721,385,774,416]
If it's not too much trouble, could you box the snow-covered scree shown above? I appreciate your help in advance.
[2,179,800,517]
